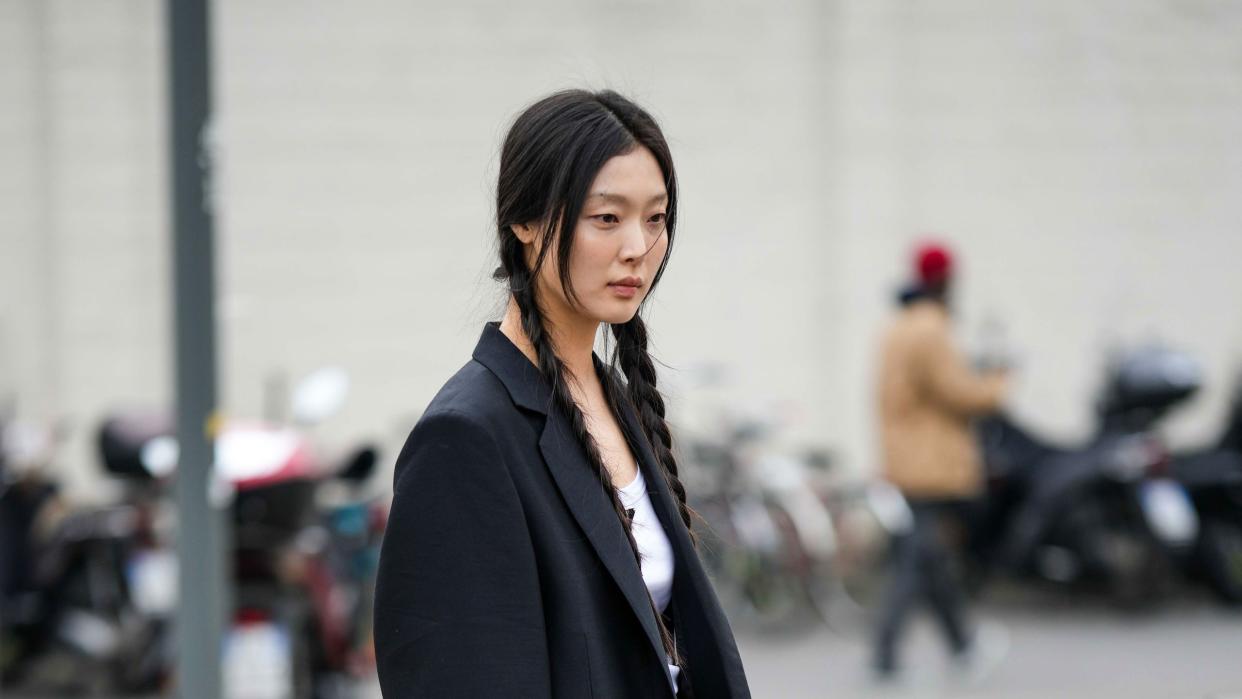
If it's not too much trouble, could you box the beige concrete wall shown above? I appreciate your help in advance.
[828,0,1242,471]
[2,0,1240,497]
[1,0,167,497]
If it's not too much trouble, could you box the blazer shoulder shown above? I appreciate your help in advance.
[392,360,521,491]
[419,358,520,427]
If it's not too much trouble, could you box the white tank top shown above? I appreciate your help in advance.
[617,467,681,694]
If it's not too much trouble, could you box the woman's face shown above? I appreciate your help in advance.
[521,145,670,328]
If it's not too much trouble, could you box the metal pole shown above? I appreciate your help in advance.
[167,1,227,697]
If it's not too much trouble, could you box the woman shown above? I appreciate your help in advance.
[373,90,750,698]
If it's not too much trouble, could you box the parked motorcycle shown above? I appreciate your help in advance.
[1170,378,1242,604]
[96,367,384,699]
[1,419,165,694]
[974,345,1201,608]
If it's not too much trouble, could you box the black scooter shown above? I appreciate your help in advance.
[98,405,382,699]
[1170,380,1242,604]
[973,345,1201,608]
[0,420,165,694]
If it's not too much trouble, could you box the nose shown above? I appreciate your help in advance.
[619,220,656,264]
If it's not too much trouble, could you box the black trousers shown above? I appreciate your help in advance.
[874,499,973,671]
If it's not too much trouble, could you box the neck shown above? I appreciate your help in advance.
[499,296,599,384]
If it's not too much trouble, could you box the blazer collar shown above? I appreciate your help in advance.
[470,322,682,530]
[471,322,676,688]
[472,321,554,415]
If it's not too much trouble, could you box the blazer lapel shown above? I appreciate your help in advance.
[472,323,672,688]
[538,411,672,682]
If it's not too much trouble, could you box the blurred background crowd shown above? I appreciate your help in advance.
[2,0,1241,697]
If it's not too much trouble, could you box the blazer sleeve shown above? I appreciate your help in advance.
[373,409,550,697]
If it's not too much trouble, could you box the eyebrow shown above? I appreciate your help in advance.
[586,192,668,206]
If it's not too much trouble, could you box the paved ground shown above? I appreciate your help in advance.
[10,588,1241,698]
[735,587,1242,699]
[352,586,1242,698]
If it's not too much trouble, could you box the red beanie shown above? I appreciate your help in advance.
[914,242,954,286]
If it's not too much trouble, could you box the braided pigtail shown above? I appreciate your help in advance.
[609,316,697,546]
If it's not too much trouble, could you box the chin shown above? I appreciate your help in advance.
[598,312,639,326]
[593,303,641,326]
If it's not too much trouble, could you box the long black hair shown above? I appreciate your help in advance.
[493,89,691,662]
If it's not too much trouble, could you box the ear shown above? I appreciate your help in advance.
[511,222,539,246]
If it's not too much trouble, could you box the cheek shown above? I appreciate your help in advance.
[567,237,614,283]
[646,235,670,270]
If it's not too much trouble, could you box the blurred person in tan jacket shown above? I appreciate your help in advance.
[872,242,1009,682]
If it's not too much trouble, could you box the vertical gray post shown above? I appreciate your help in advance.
[167,1,227,697]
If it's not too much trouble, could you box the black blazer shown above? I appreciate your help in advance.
[374,322,750,698]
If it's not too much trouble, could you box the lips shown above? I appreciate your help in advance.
[608,277,642,299]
